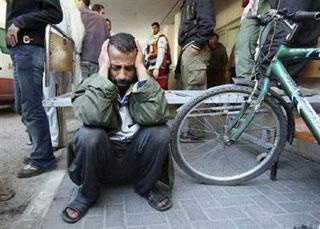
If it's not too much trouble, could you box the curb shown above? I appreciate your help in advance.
[11,170,66,229]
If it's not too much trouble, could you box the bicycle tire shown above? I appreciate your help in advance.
[171,84,287,185]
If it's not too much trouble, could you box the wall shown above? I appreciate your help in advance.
[215,0,242,55]
[0,0,6,28]
[162,24,175,89]
[215,0,242,30]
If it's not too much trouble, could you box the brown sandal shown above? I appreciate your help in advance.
[0,189,15,202]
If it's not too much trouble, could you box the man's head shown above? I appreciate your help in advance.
[210,32,219,46]
[108,33,137,93]
[92,4,105,16]
[151,22,160,35]
[106,18,112,31]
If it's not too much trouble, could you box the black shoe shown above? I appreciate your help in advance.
[17,163,56,178]
[180,132,205,143]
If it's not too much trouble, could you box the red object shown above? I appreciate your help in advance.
[0,78,14,104]
[149,68,168,90]
[242,0,250,7]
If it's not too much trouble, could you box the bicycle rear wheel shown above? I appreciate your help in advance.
[171,84,287,185]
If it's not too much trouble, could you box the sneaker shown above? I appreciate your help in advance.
[179,132,205,143]
[17,163,56,178]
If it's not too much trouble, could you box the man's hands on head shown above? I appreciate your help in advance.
[6,24,20,47]
[135,39,149,81]
[98,39,111,77]
[98,39,149,81]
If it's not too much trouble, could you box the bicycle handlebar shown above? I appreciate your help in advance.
[247,9,320,25]
[279,9,320,22]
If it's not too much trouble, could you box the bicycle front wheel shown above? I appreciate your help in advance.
[171,84,287,185]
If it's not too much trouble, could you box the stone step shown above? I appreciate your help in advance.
[294,115,320,143]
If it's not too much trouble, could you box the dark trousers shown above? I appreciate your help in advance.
[73,125,170,203]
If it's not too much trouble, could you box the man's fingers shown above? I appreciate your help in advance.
[102,39,109,51]
[10,35,16,47]
[98,39,111,77]
[99,39,110,59]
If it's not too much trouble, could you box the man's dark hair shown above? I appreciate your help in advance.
[151,22,160,28]
[92,4,104,12]
[212,32,219,39]
[109,33,136,54]
[82,0,90,7]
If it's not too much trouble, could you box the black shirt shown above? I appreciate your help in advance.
[6,0,62,47]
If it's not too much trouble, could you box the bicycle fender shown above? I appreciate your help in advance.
[269,89,295,144]
[233,80,294,144]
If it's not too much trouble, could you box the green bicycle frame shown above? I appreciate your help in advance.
[227,45,320,144]
[268,45,320,144]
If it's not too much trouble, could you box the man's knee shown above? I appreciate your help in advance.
[142,125,170,146]
[75,126,107,148]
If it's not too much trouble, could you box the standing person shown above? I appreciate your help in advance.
[6,0,62,178]
[235,0,270,79]
[145,22,171,90]
[75,0,109,81]
[207,33,228,87]
[178,0,215,142]
[91,4,105,16]
[61,33,172,224]
[178,0,215,91]
[43,0,85,151]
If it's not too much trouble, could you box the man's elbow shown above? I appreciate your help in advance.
[50,7,63,24]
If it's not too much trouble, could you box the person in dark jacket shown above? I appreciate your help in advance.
[178,0,215,141]
[207,33,228,87]
[178,0,215,90]
[5,0,62,178]
[256,0,320,80]
[76,0,110,81]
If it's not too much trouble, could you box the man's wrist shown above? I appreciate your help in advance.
[136,65,149,81]
[98,67,109,77]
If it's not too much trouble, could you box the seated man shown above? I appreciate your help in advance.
[62,33,173,224]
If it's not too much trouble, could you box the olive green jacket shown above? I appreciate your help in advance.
[72,74,171,129]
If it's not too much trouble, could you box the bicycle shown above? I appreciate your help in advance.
[171,9,320,185]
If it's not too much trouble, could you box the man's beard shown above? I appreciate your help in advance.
[109,73,134,95]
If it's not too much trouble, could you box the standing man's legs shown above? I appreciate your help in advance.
[10,45,55,177]
[235,0,270,79]
[235,17,260,79]
[181,45,210,138]
[181,46,210,90]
